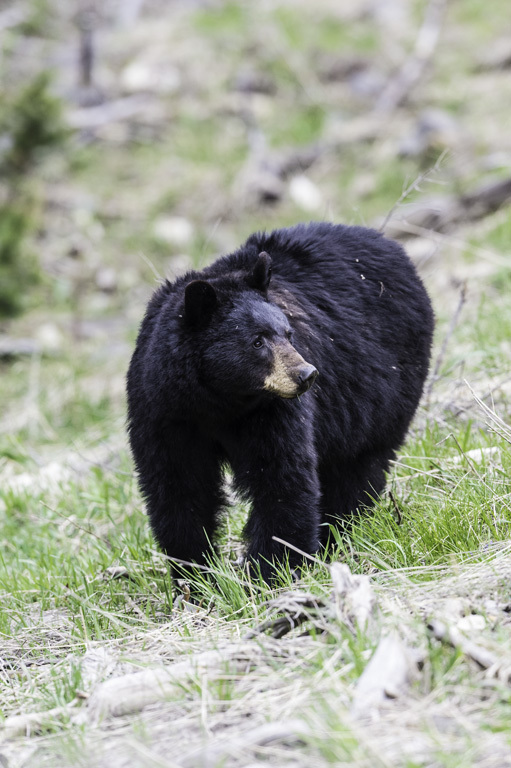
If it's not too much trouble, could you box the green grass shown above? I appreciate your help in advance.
[2,383,510,635]
[273,6,378,54]
[266,103,326,147]
[450,0,511,39]
[193,2,248,40]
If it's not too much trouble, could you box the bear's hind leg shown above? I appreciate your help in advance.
[319,449,395,546]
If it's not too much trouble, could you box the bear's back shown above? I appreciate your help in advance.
[232,222,434,456]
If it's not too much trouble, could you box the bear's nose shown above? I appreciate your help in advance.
[298,364,318,391]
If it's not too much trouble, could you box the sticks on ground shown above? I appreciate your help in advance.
[387,176,511,239]
[352,632,421,717]
[180,719,310,768]
[246,561,377,639]
[374,0,448,115]
[427,619,497,670]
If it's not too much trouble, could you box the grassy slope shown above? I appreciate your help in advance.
[2,0,511,765]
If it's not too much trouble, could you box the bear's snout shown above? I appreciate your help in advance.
[297,364,318,394]
[263,341,318,399]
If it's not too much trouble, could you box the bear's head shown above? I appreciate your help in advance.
[182,252,318,402]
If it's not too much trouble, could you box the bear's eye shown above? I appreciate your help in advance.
[253,336,264,349]
[285,329,293,341]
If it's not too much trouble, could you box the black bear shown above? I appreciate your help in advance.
[127,222,434,582]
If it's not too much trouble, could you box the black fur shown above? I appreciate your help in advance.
[127,222,434,582]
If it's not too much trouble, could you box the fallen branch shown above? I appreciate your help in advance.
[330,562,377,634]
[246,561,377,639]
[85,643,263,722]
[387,176,511,238]
[0,337,41,359]
[245,592,326,639]
[1,644,266,737]
[460,177,511,221]
[352,632,420,716]
[180,719,310,768]
[3,704,77,740]
[67,94,157,131]
[374,0,448,115]
[427,619,497,670]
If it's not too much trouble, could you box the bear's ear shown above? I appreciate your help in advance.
[184,280,217,327]
[246,251,272,292]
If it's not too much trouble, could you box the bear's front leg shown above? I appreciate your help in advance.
[231,404,321,583]
[128,418,226,569]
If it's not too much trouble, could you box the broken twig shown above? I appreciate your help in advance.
[374,0,448,115]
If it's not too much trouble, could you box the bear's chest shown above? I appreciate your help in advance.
[208,421,245,462]
[200,405,275,464]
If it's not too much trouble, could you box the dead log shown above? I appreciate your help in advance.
[427,619,497,670]
[180,720,310,768]
[352,632,420,716]
[0,337,41,359]
[385,176,511,238]
[85,643,263,722]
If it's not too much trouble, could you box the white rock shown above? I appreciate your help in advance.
[95,267,117,293]
[289,175,323,212]
[35,322,64,352]
[121,59,180,94]
[450,447,500,465]
[152,216,194,247]
[457,614,486,632]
